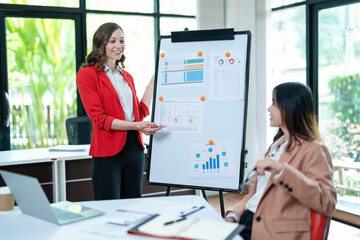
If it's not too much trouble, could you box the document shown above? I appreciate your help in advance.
[156,99,204,133]
[123,199,202,217]
[128,214,244,240]
[48,145,89,151]
[105,209,153,226]
[209,50,246,101]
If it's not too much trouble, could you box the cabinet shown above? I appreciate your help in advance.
[64,157,194,201]
[0,162,54,202]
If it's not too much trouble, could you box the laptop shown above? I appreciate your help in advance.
[0,170,105,225]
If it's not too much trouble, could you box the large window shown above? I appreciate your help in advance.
[6,17,76,149]
[268,4,306,145]
[318,2,360,217]
[270,0,360,225]
[0,0,197,150]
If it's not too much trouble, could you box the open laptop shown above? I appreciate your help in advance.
[0,170,104,225]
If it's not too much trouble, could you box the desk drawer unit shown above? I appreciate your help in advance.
[0,163,54,202]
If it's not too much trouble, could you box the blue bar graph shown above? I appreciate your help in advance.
[187,58,204,64]
[202,154,221,171]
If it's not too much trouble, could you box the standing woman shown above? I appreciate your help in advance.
[225,82,337,240]
[77,22,162,200]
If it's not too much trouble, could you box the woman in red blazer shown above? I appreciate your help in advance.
[77,22,162,200]
[225,82,337,240]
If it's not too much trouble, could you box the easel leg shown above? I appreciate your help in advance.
[219,190,225,218]
[166,186,171,196]
[201,189,208,201]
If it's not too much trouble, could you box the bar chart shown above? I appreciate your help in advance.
[189,142,235,179]
[160,53,205,85]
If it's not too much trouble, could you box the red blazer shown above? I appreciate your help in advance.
[77,63,149,157]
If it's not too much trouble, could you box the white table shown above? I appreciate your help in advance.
[0,146,91,202]
[0,195,242,240]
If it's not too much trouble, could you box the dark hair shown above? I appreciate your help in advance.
[80,22,126,70]
[270,82,320,152]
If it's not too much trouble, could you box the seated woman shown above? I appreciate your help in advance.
[225,82,337,240]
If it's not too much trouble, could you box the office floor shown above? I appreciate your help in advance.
[207,192,360,240]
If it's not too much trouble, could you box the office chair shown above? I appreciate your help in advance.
[65,116,92,145]
[311,210,332,240]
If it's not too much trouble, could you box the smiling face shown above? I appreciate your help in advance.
[104,28,125,68]
[268,94,283,128]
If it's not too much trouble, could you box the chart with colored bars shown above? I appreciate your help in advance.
[188,141,236,179]
[158,100,203,133]
[160,53,205,85]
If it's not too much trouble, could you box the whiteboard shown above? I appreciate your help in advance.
[147,29,251,191]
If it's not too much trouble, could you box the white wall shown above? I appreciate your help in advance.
[197,0,271,177]
[197,0,225,29]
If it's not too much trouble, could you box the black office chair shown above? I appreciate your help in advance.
[65,116,93,145]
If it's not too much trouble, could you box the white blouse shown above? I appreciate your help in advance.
[104,64,134,121]
[245,135,288,213]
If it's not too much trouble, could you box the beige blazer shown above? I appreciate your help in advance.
[227,140,337,240]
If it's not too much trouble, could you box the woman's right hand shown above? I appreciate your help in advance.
[225,217,236,222]
[136,121,164,135]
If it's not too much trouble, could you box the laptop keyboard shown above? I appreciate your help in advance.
[52,207,83,221]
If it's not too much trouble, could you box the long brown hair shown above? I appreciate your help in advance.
[270,82,320,152]
[80,22,126,70]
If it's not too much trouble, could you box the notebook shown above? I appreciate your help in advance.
[128,214,244,240]
[0,170,104,225]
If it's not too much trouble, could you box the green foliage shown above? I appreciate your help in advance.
[326,74,360,162]
[6,17,76,149]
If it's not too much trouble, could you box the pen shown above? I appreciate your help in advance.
[164,217,186,226]
[137,125,167,128]
[180,206,205,217]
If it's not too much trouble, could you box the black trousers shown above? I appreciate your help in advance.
[239,210,254,240]
[92,131,145,200]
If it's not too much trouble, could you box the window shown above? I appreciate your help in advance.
[0,0,197,150]
[0,0,78,7]
[318,2,360,217]
[270,0,360,224]
[268,5,306,145]
[6,18,76,149]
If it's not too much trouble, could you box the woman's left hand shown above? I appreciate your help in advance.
[255,156,284,176]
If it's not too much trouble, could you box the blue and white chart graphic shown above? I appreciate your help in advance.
[188,141,236,179]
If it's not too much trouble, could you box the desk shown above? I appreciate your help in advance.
[0,146,195,202]
[0,195,242,240]
[0,146,91,202]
